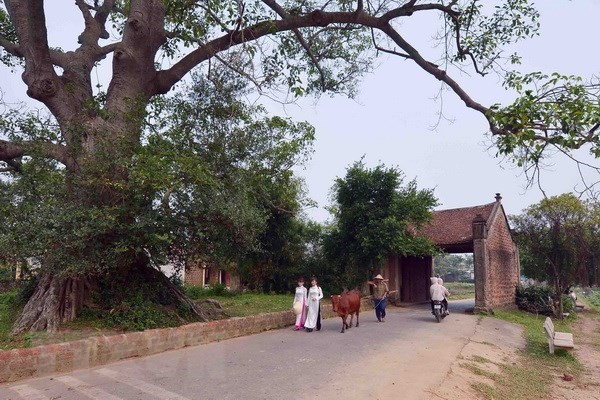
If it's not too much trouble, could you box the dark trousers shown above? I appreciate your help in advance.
[316,306,321,331]
[373,298,387,321]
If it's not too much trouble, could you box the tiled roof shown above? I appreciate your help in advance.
[420,202,497,248]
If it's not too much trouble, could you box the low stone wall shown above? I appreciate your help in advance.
[0,298,373,383]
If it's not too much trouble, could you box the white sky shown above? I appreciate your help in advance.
[1,1,599,223]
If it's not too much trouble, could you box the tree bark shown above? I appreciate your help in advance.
[11,273,91,335]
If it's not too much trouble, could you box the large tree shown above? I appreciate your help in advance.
[0,1,598,332]
[324,161,437,288]
[510,194,591,317]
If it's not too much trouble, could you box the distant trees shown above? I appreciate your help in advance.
[510,193,600,317]
[323,161,438,290]
[434,254,473,282]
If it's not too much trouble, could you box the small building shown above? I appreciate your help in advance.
[184,264,240,290]
[381,194,520,311]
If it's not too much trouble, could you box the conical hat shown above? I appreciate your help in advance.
[292,302,303,315]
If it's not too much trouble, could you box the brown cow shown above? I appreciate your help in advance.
[331,290,361,333]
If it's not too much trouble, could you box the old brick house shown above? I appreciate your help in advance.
[184,264,241,289]
[380,193,520,311]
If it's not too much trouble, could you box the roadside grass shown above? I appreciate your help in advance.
[466,309,581,400]
[0,290,23,350]
[583,288,600,313]
[0,285,293,350]
[444,282,475,300]
[184,286,292,317]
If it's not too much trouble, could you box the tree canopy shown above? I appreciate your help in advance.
[510,193,600,316]
[324,160,437,288]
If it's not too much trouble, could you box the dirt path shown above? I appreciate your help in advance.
[552,308,600,400]
[429,306,600,400]
[428,316,527,400]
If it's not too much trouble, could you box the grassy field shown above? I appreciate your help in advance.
[184,285,293,317]
[215,293,292,317]
[0,291,19,350]
[583,288,600,312]
[444,282,475,300]
[467,309,581,399]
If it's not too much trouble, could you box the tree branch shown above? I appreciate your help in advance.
[262,0,329,91]
[4,0,86,132]
[153,10,372,95]
[0,159,22,173]
[0,139,76,170]
[0,33,23,58]
[74,0,97,45]
[381,2,457,22]
[378,22,491,124]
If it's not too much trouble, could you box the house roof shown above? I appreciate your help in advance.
[420,202,497,253]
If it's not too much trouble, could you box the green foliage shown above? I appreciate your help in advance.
[0,289,19,349]
[444,282,475,300]
[561,294,575,315]
[15,276,39,306]
[184,283,234,299]
[490,73,600,171]
[583,289,600,312]
[0,68,315,282]
[515,284,576,317]
[455,0,540,72]
[510,194,597,317]
[137,69,315,269]
[324,160,438,289]
[434,254,473,282]
[105,292,180,331]
[515,284,554,315]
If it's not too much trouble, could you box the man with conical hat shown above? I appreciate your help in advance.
[367,274,389,322]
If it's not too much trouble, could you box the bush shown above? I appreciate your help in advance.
[184,283,234,299]
[516,284,554,315]
[106,292,180,331]
[583,288,600,311]
[561,294,575,315]
[516,284,576,316]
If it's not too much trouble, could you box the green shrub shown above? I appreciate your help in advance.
[516,284,554,315]
[583,288,600,311]
[106,292,179,331]
[184,283,234,299]
[561,294,575,314]
[16,277,39,305]
[516,284,576,316]
[0,290,17,306]
[183,285,208,300]
[210,283,228,296]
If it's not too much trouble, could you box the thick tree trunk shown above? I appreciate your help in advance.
[11,273,91,335]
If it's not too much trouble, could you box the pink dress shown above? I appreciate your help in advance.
[293,285,307,328]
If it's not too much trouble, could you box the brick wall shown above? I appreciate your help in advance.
[185,265,204,286]
[484,213,519,308]
[0,299,372,383]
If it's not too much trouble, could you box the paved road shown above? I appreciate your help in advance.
[0,300,477,400]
